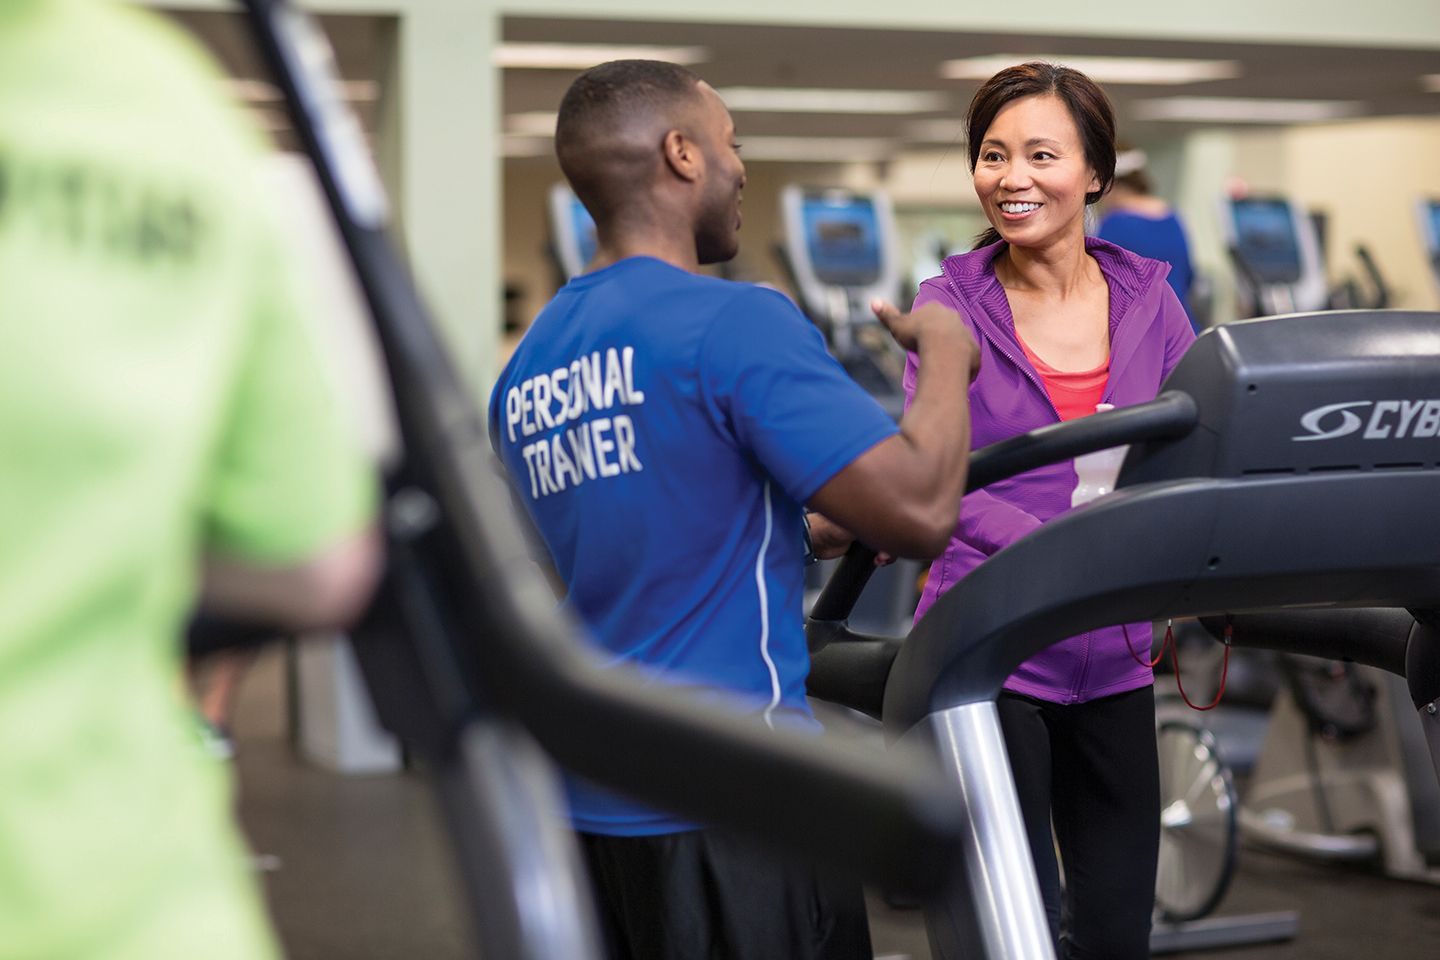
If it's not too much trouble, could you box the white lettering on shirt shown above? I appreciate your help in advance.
[551,435,581,489]
[623,346,645,404]
[568,425,596,479]
[520,378,535,436]
[568,360,587,416]
[550,366,570,424]
[592,418,620,477]
[506,387,522,442]
[580,352,604,411]
[603,347,627,409]
[520,443,540,497]
[613,415,642,473]
[533,374,555,430]
[505,344,648,499]
[534,439,556,495]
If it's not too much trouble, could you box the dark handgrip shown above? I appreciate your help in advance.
[1355,244,1391,309]
[1198,609,1414,678]
[808,542,880,622]
[242,0,964,897]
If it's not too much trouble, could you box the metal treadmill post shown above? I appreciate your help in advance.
[931,702,1057,960]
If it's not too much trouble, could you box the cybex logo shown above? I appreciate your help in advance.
[1292,400,1440,442]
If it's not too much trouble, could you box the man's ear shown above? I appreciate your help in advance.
[662,129,704,183]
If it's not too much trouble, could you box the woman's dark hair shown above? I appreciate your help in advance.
[965,61,1116,250]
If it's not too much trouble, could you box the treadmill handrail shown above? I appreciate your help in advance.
[883,469,1440,733]
[241,0,964,895]
[806,391,1200,625]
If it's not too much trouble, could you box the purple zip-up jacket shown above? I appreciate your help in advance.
[906,238,1196,704]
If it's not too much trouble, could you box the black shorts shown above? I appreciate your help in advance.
[579,828,873,960]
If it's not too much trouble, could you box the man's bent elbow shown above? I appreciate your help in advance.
[890,499,959,560]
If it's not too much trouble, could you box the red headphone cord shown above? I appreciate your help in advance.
[1122,615,1230,711]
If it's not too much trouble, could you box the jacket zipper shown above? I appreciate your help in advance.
[944,263,1130,705]
[1072,631,1094,703]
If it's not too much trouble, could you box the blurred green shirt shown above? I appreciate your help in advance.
[0,2,377,957]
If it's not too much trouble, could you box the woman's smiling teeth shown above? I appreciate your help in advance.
[1001,201,1042,213]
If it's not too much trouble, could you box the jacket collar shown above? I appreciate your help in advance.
[939,237,1171,401]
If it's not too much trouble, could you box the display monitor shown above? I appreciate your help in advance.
[1422,199,1440,262]
[802,193,882,287]
[549,183,598,280]
[568,194,597,270]
[1230,198,1304,285]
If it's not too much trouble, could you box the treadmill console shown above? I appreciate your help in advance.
[801,193,883,287]
[779,185,900,326]
[1230,198,1303,284]
[1418,198,1440,294]
[1219,195,1328,315]
[1121,311,1440,483]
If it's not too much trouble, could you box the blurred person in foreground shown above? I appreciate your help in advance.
[490,60,979,960]
[0,3,381,957]
[1096,145,1200,332]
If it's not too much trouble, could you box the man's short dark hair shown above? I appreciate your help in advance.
[555,60,703,219]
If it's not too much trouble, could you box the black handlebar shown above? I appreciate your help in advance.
[241,0,964,896]
[807,391,1201,628]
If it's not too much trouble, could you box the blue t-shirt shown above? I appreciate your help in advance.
[1097,209,1198,332]
[488,256,898,835]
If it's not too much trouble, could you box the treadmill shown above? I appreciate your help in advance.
[807,309,1440,958]
[1418,198,1440,300]
[779,185,907,419]
[238,4,968,960]
[1220,195,1329,317]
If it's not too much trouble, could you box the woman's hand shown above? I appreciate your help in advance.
[807,512,897,566]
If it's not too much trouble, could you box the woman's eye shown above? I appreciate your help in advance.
[1033,151,1055,161]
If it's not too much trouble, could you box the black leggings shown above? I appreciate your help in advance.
[997,686,1160,960]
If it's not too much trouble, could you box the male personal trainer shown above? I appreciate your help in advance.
[489,60,979,960]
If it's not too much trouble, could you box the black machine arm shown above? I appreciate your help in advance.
[807,391,1200,628]
[1204,609,1440,714]
[240,0,963,897]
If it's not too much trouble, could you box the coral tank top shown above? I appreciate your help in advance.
[1016,335,1109,422]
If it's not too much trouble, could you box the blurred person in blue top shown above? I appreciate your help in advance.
[1097,146,1200,332]
[488,59,980,960]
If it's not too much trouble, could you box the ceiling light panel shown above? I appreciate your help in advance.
[505,112,558,135]
[941,55,1241,85]
[495,43,709,69]
[501,135,555,158]
[737,136,896,161]
[716,87,946,114]
[1133,97,1364,123]
[905,118,967,143]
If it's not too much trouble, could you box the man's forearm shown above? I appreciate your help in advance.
[200,524,384,632]
[808,307,978,558]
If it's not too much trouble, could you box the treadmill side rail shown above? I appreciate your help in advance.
[437,720,603,960]
[928,703,1057,960]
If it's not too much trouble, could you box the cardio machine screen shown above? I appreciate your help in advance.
[1426,200,1440,265]
[570,194,598,269]
[1231,198,1303,284]
[802,193,882,287]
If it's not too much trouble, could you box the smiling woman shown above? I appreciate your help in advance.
[900,61,1198,960]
